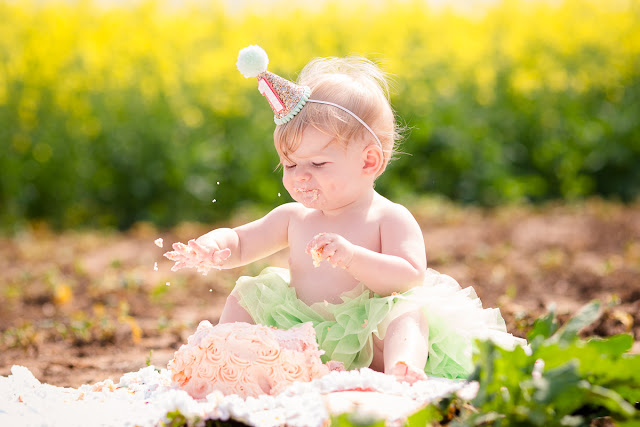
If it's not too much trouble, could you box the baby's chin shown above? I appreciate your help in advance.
[291,189,321,207]
[296,197,322,209]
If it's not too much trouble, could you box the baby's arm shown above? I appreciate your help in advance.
[307,204,426,295]
[197,203,294,269]
[166,203,293,273]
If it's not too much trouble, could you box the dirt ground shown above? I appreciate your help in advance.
[1,198,639,388]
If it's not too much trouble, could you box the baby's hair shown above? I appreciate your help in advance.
[274,56,402,175]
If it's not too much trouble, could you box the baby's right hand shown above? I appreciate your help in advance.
[164,239,231,275]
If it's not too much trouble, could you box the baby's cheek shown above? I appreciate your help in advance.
[282,179,295,199]
[327,182,342,195]
[282,175,291,190]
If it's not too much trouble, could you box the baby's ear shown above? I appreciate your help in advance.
[362,144,384,176]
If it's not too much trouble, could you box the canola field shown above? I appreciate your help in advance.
[1,0,639,230]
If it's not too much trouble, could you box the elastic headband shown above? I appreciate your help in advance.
[307,99,383,149]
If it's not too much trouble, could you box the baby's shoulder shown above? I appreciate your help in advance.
[371,195,423,239]
[372,194,418,224]
[273,202,314,221]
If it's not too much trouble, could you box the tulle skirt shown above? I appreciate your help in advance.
[231,267,526,379]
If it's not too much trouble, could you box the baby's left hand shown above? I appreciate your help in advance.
[306,233,354,269]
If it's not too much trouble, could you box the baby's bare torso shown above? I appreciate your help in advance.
[287,202,384,306]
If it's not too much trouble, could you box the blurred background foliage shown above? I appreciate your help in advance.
[1,0,639,231]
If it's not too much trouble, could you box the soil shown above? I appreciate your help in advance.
[1,198,639,388]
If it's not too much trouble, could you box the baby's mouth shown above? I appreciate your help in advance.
[294,188,319,201]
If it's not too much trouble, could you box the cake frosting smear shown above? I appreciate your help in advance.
[168,321,337,399]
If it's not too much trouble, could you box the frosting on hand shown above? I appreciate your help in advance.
[163,239,231,275]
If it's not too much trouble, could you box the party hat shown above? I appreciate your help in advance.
[237,45,311,125]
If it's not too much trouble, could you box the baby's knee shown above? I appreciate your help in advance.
[219,294,254,324]
[390,309,428,334]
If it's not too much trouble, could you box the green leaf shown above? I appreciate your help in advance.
[529,362,582,404]
[468,340,499,405]
[551,301,601,345]
[586,334,634,356]
[468,411,504,426]
[583,383,638,418]
[405,403,443,426]
[163,410,188,427]
[527,303,559,342]
[614,420,640,427]
[330,412,385,427]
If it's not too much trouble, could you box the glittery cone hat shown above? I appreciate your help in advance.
[237,45,311,125]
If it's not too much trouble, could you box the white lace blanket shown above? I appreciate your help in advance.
[0,365,477,427]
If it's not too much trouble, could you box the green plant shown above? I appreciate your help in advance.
[330,412,385,426]
[463,301,639,426]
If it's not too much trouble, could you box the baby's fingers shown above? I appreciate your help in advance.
[170,260,188,272]
[305,232,329,254]
[172,242,192,255]
[320,243,337,260]
[324,240,354,269]
[188,239,211,258]
[164,250,184,262]
[324,244,347,268]
[212,248,231,264]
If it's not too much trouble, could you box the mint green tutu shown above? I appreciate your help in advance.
[232,267,525,379]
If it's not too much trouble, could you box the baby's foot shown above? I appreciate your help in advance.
[390,361,428,384]
[326,360,345,372]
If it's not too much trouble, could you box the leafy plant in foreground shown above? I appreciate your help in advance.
[463,301,640,426]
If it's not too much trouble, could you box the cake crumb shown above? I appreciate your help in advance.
[310,245,323,267]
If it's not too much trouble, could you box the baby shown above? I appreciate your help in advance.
[166,45,524,383]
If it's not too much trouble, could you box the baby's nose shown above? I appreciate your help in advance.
[294,168,311,181]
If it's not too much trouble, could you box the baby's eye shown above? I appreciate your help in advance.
[311,162,327,168]
[284,164,296,169]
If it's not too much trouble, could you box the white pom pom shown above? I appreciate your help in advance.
[237,45,269,78]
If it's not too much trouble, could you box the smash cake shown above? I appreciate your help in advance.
[168,321,340,399]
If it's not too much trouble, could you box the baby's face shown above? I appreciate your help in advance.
[280,127,370,212]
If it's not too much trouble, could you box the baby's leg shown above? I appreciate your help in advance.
[370,335,385,372]
[383,309,429,383]
[218,294,254,324]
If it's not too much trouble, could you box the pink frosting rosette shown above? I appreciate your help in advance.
[264,364,288,385]
[200,335,225,365]
[218,360,243,384]
[255,346,281,365]
[280,360,308,383]
[167,349,194,387]
[224,329,257,367]
[194,359,219,382]
[168,321,334,399]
